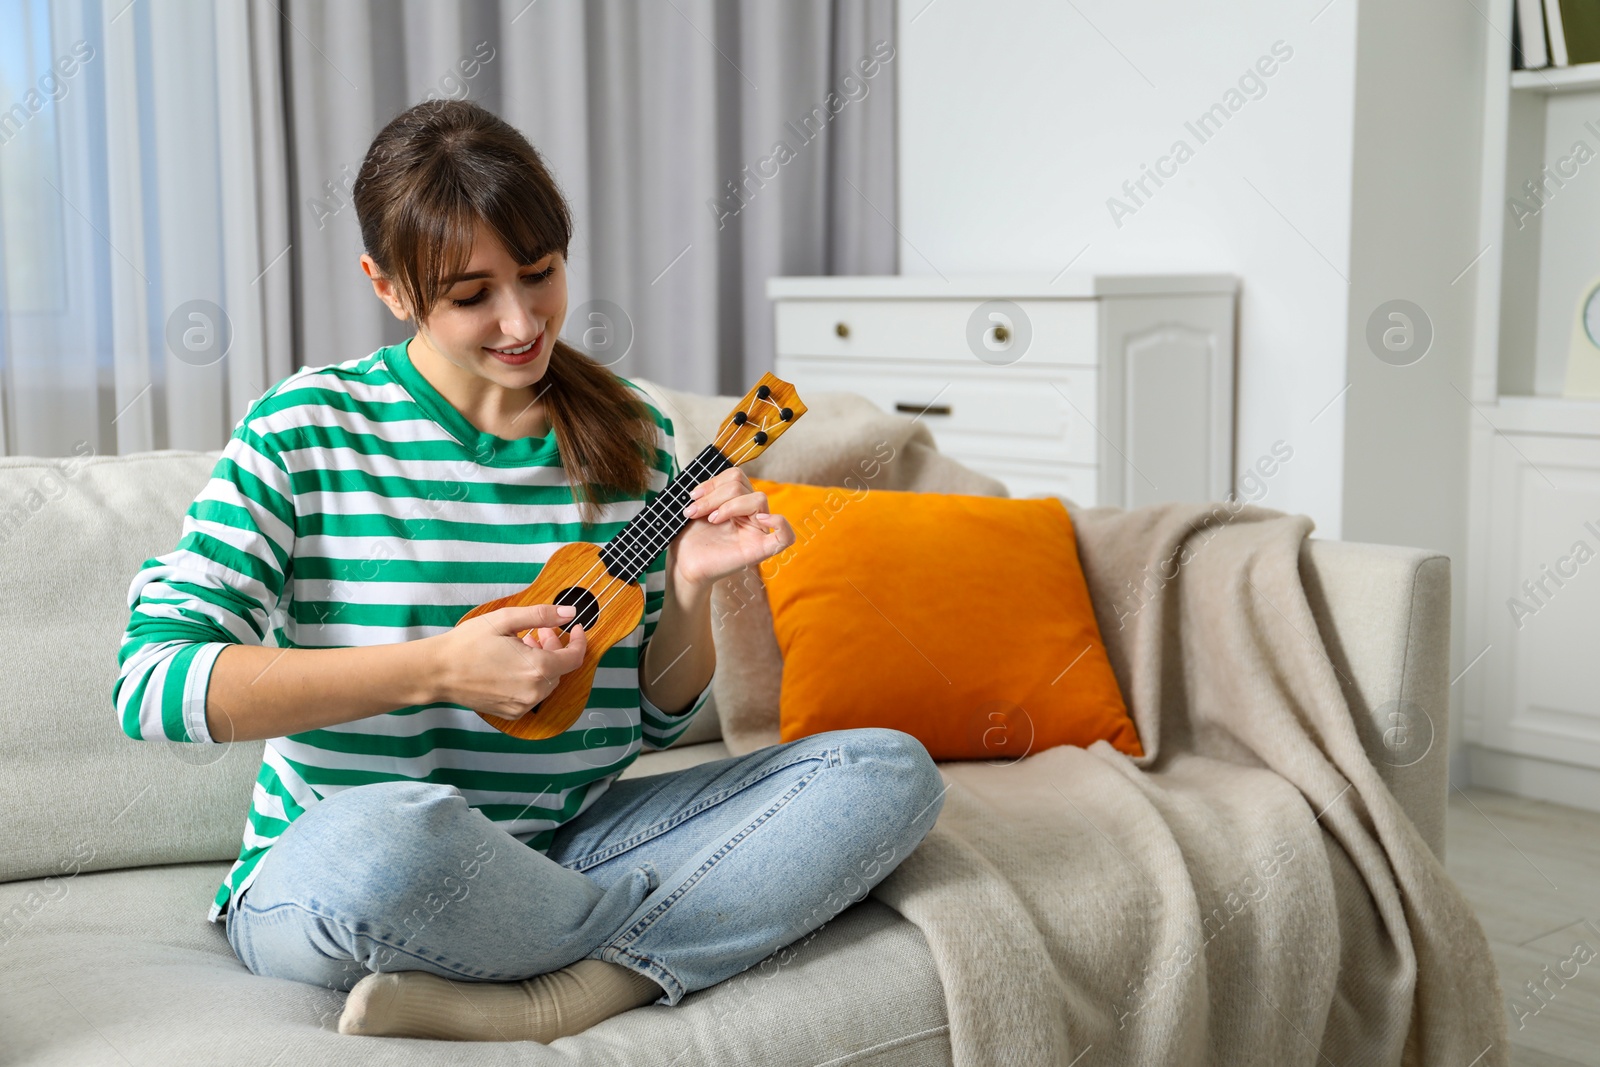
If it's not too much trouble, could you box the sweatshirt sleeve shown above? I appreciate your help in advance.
[114,417,295,743]
[637,407,714,751]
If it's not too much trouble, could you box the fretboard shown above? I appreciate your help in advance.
[599,443,736,583]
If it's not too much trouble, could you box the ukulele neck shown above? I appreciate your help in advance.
[599,442,737,584]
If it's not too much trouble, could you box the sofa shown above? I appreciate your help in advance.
[0,382,1456,1066]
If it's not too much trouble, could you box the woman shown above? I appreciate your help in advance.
[113,99,945,1043]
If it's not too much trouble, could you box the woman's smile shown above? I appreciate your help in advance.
[486,330,544,365]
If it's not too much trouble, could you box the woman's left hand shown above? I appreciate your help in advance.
[670,469,795,596]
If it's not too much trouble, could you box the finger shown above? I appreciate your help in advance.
[685,479,739,518]
[749,512,795,548]
[495,603,577,634]
[550,623,588,673]
[528,621,576,646]
[686,469,757,513]
[701,491,768,523]
[687,469,738,500]
[524,625,563,650]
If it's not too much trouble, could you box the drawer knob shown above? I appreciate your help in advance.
[835,321,850,338]
[895,401,952,417]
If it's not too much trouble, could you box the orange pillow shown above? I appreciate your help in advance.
[749,478,1141,762]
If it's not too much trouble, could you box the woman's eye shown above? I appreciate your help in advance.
[448,268,553,307]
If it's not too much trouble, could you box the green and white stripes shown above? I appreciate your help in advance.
[112,341,711,924]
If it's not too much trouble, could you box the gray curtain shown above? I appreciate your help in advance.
[279,0,899,398]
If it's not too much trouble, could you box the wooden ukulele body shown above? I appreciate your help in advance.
[454,541,644,741]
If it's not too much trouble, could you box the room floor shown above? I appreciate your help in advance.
[1446,788,1600,1066]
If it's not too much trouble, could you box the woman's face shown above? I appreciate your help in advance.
[367,218,567,391]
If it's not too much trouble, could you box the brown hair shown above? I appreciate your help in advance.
[352,99,656,527]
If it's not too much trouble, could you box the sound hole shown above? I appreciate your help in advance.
[552,585,601,631]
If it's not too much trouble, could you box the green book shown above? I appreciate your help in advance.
[1558,0,1600,65]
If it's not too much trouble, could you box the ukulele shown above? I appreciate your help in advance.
[455,373,807,740]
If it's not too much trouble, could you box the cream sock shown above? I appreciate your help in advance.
[337,958,664,1042]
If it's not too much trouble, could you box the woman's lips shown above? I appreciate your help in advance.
[486,331,544,365]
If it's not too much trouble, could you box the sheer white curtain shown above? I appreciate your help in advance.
[0,0,291,459]
[0,0,897,460]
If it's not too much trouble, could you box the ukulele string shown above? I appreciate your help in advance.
[535,410,779,641]
[539,421,758,606]
[533,433,762,643]
[546,428,768,636]
[591,393,788,595]
[548,391,786,603]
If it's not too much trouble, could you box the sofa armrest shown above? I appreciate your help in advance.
[1299,538,1451,860]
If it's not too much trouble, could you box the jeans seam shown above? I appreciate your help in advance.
[597,943,682,1003]
[224,911,251,973]
[561,745,841,873]
[231,897,527,983]
[606,750,835,964]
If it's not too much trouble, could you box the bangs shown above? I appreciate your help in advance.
[393,157,571,319]
[351,99,652,522]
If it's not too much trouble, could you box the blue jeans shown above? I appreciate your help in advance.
[224,727,946,1006]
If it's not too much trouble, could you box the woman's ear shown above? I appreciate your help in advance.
[360,253,413,322]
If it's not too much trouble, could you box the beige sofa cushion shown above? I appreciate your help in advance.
[0,861,952,1065]
[0,452,265,883]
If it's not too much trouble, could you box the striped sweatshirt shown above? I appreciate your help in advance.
[113,339,713,923]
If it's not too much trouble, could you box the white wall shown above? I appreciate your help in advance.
[896,0,1360,535]
[898,0,1491,783]
[1340,1,1487,781]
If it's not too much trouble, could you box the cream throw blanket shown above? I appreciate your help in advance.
[635,381,1506,1067]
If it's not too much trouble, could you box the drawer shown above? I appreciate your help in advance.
[952,456,1098,508]
[775,358,1099,466]
[774,298,1099,367]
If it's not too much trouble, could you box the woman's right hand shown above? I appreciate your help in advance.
[427,604,589,721]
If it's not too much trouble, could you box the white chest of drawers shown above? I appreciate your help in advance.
[766,274,1239,507]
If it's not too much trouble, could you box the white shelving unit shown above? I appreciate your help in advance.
[1464,0,1600,810]
[1509,60,1600,92]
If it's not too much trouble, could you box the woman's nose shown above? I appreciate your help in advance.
[499,297,542,339]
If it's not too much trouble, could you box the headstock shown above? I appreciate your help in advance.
[714,373,807,465]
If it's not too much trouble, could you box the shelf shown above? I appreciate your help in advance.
[1511,62,1600,93]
